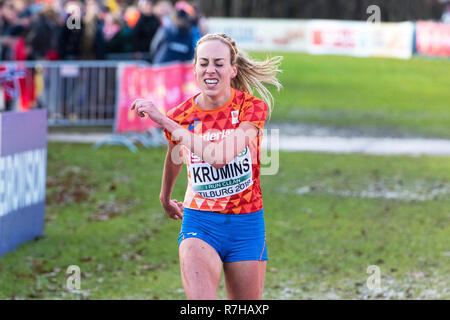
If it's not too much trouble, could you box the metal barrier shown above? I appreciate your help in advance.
[0,60,150,126]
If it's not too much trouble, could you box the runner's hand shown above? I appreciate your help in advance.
[130,98,165,125]
[161,199,184,220]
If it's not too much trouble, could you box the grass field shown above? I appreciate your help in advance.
[250,52,450,138]
[0,143,448,299]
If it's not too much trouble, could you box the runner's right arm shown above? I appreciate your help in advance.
[159,142,184,220]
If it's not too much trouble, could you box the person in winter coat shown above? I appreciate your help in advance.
[150,8,194,64]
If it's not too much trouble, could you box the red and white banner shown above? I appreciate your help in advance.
[115,62,199,133]
[208,18,308,52]
[416,21,450,57]
[208,18,415,59]
[306,20,414,59]
[307,20,371,57]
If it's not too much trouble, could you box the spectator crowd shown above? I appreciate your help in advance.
[0,0,207,63]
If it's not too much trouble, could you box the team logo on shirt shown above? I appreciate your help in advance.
[188,118,199,131]
[231,110,239,124]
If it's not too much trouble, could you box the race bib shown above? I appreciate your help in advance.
[189,146,253,199]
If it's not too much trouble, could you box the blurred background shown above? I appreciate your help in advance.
[0,0,449,62]
[0,0,449,300]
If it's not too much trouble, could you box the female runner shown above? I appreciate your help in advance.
[131,33,282,299]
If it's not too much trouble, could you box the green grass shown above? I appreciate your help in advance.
[0,143,449,299]
[250,52,450,138]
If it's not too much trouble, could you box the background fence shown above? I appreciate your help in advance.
[0,60,149,126]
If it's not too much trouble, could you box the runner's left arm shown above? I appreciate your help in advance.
[161,117,258,169]
[131,99,260,169]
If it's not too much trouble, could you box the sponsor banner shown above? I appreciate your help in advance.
[115,62,199,133]
[307,20,414,59]
[0,109,47,256]
[208,18,414,59]
[307,20,371,57]
[370,22,414,59]
[207,18,308,52]
[416,21,450,57]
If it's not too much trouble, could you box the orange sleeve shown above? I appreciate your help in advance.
[163,128,179,146]
[239,98,268,133]
[163,108,180,146]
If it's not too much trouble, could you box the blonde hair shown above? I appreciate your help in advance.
[194,33,282,120]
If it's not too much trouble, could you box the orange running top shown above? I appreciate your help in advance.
[164,88,268,214]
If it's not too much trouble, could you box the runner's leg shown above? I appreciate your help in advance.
[179,237,223,299]
[223,260,267,299]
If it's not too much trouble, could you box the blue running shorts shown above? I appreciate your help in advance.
[178,207,268,262]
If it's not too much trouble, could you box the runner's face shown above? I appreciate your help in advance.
[195,40,237,99]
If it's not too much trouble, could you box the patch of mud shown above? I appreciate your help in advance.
[263,273,449,299]
[262,135,450,156]
[295,181,450,201]
[266,122,419,139]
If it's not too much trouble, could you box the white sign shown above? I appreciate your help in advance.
[207,18,414,60]
[370,22,414,59]
[207,18,308,52]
